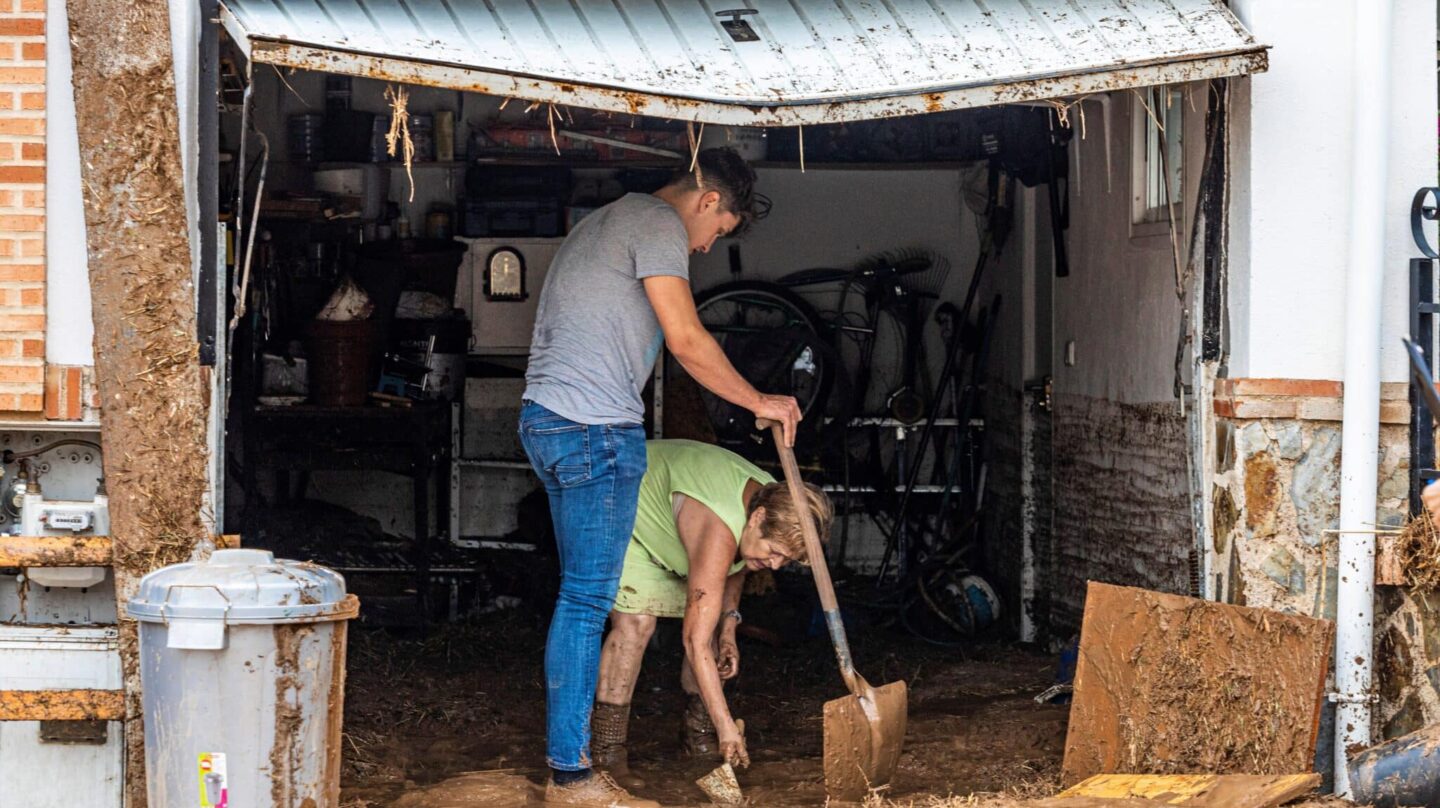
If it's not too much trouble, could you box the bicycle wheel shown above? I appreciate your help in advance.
[690,281,835,446]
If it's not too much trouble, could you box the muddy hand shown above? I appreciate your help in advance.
[720,719,750,769]
[717,637,740,680]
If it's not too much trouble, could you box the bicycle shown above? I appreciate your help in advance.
[686,248,950,440]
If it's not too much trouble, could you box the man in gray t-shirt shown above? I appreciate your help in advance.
[523,192,690,425]
[518,149,798,808]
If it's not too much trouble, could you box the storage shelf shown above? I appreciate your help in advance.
[754,161,978,172]
[470,155,680,169]
[315,160,466,170]
[456,458,530,470]
[827,417,984,428]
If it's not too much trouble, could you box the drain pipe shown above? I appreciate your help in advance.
[1334,0,1393,797]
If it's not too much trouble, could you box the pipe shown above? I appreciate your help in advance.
[1334,0,1393,797]
[4,439,102,460]
[1347,724,1440,807]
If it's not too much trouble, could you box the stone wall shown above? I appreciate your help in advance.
[1212,377,1427,744]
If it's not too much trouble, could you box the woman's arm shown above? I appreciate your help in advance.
[716,569,746,680]
[677,501,750,767]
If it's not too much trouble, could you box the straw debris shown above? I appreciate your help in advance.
[1396,513,1440,588]
[384,84,416,202]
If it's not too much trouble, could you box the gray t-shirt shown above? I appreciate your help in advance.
[523,193,689,424]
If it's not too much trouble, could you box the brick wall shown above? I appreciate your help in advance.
[0,0,44,413]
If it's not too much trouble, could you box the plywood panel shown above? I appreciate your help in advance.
[1058,773,1320,807]
[1060,583,1332,786]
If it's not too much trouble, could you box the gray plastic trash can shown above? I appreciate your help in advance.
[127,548,359,808]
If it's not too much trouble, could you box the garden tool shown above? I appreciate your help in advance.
[758,419,908,801]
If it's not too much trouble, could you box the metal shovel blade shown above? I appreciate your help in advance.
[823,678,909,802]
[757,418,909,802]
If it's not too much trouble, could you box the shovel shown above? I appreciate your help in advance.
[758,419,908,801]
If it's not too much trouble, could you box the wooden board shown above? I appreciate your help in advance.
[1057,773,1320,807]
[0,536,113,567]
[1375,533,1405,585]
[0,689,126,721]
[1032,799,1171,807]
[0,534,238,567]
[1060,583,1332,786]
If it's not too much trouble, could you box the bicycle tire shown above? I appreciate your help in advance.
[691,280,837,447]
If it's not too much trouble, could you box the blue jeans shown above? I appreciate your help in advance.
[519,401,647,771]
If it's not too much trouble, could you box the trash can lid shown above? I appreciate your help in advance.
[127,549,356,624]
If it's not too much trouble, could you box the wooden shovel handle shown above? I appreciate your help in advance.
[757,418,861,689]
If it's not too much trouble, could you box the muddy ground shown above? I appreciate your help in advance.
[338,587,1068,808]
[334,591,1355,808]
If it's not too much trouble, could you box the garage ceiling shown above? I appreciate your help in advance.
[219,0,1268,126]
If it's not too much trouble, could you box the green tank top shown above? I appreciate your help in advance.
[632,440,776,578]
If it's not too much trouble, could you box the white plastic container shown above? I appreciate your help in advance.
[0,625,122,807]
[127,549,359,808]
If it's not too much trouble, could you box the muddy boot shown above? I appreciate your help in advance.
[591,701,645,790]
[544,771,660,808]
[680,695,719,759]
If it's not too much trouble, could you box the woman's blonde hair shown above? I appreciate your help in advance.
[747,481,834,564]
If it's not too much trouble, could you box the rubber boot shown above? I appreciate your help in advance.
[591,702,645,790]
[681,695,719,758]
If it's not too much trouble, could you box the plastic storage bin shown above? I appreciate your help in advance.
[127,549,359,808]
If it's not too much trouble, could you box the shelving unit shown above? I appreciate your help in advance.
[826,415,984,496]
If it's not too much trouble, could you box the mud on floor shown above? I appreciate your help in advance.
[336,608,1359,808]
[338,606,1072,807]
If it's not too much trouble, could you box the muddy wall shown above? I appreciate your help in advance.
[1038,86,1207,632]
[980,89,1208,637]
[1050,395,1193,628]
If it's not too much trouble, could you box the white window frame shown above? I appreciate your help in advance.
[1130,85,1184,237]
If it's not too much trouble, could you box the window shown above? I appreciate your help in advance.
[1132,86,1183,227]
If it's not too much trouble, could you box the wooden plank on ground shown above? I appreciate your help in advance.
[1060,582,1332,787]
[1031,799,1171,807]
[1057,773,1320,806]
[0,689,126,721]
